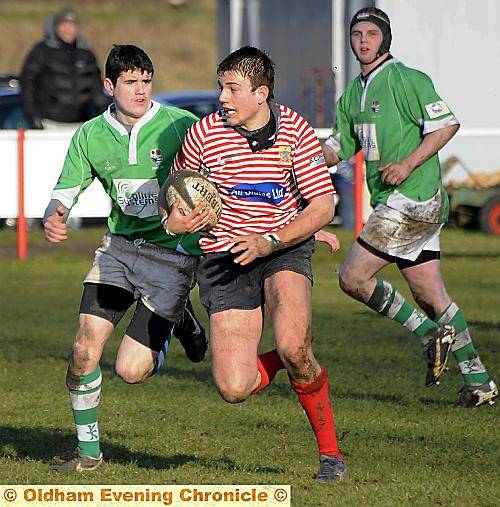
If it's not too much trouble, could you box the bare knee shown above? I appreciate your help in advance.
[72,337,92,369]
[115,361,151,384]
[338,264,359,296]
[71,319,107,372]
[218,389,248,404]
[214,377,253,404]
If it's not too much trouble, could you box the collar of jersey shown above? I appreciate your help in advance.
[103,100,161,164]
[359,58,399,112]
[221,102,282,139]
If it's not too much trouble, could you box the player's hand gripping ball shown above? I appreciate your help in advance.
[165,169,222,231]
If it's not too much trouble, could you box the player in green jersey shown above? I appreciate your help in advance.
[323,7,497,407]
[43,45,211,471]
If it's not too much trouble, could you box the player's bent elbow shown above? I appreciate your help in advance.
[326,202,335,225]
[449,123,460,138]
[317,198,334,227]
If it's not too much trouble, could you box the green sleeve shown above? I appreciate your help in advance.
[332,93,360,161]
[51,126,95,209]
[165,106,199,144]
[397,67,458,134]
[178,113,199,140]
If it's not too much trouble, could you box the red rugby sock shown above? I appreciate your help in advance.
[251,349,285,395]
[291,367,342,459]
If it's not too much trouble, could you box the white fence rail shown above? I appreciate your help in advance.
[1,128,500,219]
[0,129,110,219]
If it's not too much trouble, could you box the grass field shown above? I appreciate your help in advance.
[0,226,499,506]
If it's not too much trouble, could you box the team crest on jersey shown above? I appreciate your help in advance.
[425,101,450,119]
[279,145,292,164]
[371,100,380,113]
[150,148,164,168]
[104,160,116,172]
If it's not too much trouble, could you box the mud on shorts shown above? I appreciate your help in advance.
[358,203,443,269]
[197,237,315,316]
[83,232,199,322]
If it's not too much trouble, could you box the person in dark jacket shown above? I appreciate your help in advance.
[20,7,109,129]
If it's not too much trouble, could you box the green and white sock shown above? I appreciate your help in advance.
[437,303,489,385]
[67,366,101,459]
[367,279,438,345]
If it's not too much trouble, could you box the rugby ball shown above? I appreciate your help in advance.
[164,169,222,230]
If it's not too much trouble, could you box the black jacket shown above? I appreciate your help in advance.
[20,14,109,127]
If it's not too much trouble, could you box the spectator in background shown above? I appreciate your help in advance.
[20,7,109,129]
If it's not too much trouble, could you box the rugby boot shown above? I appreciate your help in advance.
[173,297,208,363]
[50,449,103,472]
[315,455,349,483]
[457,378,498,407]
[423,324,456,387]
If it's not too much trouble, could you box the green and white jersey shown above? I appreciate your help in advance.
[52,101,202,254]
[333,58,459,223]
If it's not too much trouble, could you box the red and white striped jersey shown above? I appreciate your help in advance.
[173,103,335,253]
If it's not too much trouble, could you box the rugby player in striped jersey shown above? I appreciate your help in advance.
[159,46,348,482]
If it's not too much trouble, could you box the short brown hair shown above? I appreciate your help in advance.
[217,46,275,101]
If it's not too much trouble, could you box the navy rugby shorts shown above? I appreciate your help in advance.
[197,237,315,316]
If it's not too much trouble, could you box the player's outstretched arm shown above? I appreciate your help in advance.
[43,203,69,243]
[276,194,334,247]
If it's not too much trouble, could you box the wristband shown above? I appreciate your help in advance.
[263,232,283,251]
[160,215,176,236]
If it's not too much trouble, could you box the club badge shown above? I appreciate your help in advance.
[150,148,164,168]
[279,145,292,164]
